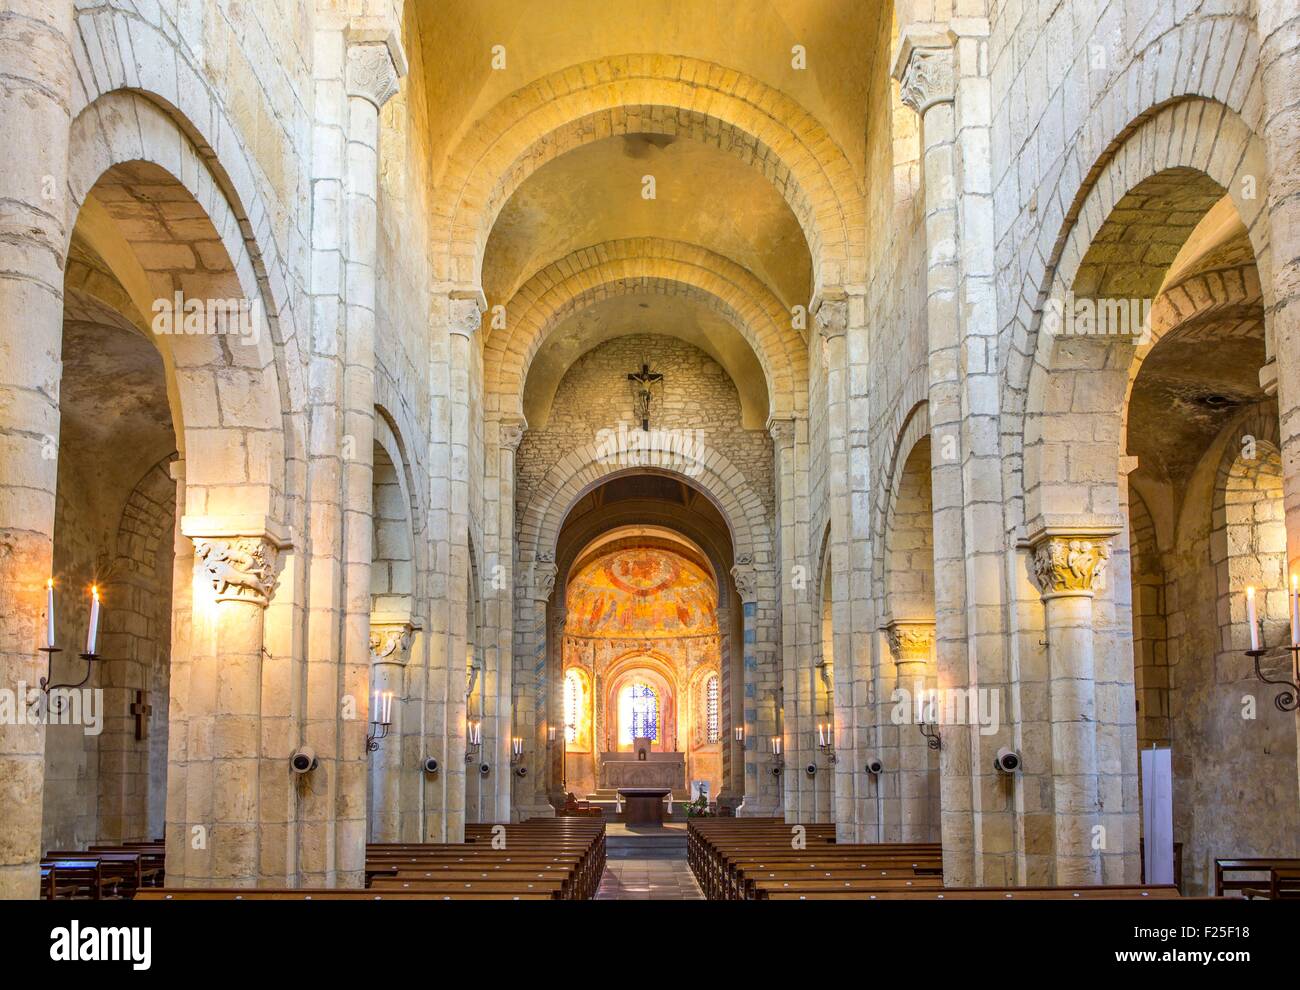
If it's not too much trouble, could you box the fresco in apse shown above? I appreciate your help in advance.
[566,547,717,638]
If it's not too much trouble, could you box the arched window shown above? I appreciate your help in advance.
[564,669,581,744]
[706,674,719,743]
[618,681,659,744]
[631,683,658,741]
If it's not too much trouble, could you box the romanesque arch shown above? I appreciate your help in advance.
[430,55,865,297]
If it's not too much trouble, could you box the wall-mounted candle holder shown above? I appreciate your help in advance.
[816,723,837,764]
[465,719,482,761]
[366,690,394,752]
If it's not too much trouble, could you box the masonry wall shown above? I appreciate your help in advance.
[515,334,775,524]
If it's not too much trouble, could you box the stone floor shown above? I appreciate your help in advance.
[594,856,705,900]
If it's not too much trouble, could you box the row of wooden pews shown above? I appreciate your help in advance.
[689,819,1181,900]
[1215,858,1300,899]
[136,818,605,901]
[41,840,165,899]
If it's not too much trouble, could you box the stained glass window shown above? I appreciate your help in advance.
[706,674,719,742]
[630,682,658,741]
[564,669,580,744]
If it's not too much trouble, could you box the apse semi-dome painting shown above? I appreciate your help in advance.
[566,547,716,638]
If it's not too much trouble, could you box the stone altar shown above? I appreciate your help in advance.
[600,750,685,792]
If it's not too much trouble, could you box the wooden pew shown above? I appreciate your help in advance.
[135,888,552,901]
[38,859,120,900]
[1214,858,1300,897]
[765,885,1183,901]
[46,850,158,896]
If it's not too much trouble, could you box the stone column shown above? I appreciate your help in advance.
[887,620,937,842]
[0,0,74,901]
[1256,0,1300,795]
[1029,532,1112,885]
[546,607,567,809]
[515,557,557,819]
[816,298,861,839]
[731,560,776,815]
[337,28,406,881]
[368,618,413,842]
[770,416,814,821]
[169,521,291,887]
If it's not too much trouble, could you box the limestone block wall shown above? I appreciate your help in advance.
[515,334,775,523]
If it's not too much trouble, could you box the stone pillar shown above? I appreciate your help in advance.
[168,521,291,887]
[771,416,815,821]
[816,298,861,839]
[887,621,937,842]
[731,560,776,815]
[0,0,74,901]
[515,557,557,819]
[338,27,406,881]
[368,618,413,842]
[1029,532,1113,885]
[1256,0,1300,794]
[546,607,567,809]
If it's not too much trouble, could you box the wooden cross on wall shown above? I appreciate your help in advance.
[131,690,153,741]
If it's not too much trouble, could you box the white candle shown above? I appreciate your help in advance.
[46,579,54,647]
[1246,586,1259,650]
[86,585,100,655]
[1291,575,1299,648]
[382,691,393,724]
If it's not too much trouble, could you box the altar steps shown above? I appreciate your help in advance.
[606,824,689,860]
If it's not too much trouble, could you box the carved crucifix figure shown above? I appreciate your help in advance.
[131,689,153,741]
[627,361,663,432]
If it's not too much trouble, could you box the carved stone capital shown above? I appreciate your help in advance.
[885,620,936,665]
[892,30,956,116]
[346,41,403,109]
[531,561,559,602]
[767,417,796,446]
[499,417,527,453]
[191,537,280,607]
[814,298,848,341]
[369,619,414,664]
[730,563,758,604]
[448,295,484,338]
[1030,534,1112,599]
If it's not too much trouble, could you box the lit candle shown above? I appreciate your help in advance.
[373,689,380,723]
[383,691,393,725]
[46,579,54,647]
[1291,575,1299,648]
[85,585,100,655]
[1246,586,1259,651]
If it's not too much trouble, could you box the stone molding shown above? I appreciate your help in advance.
[885,619,936,665]
[767,416,796,445]
[1029,533,1113,599]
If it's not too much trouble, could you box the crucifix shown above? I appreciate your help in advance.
[131,689,153,741]
[627,361,663,432]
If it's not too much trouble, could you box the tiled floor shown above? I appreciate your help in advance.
[594,857,705,900]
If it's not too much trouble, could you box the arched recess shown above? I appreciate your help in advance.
[485,239,808,422]
[66,90,293,523]
[1013,98,1270,535]
[430,55,865,297]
